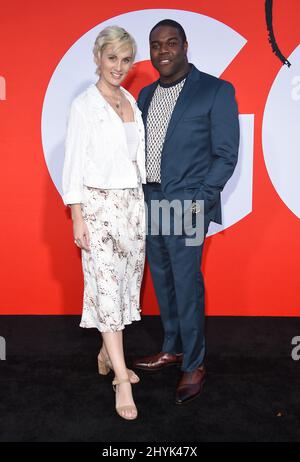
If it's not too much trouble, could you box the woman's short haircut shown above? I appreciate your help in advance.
[93,25,137,75]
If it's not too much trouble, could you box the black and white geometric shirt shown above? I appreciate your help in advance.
[146,76,187,183]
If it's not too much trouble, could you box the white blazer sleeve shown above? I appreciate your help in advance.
[62,100,88,205]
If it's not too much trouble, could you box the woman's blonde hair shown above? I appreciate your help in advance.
[93,25,137,75]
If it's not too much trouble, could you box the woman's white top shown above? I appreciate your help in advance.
[62,84,146,205]
[123,122,139,161]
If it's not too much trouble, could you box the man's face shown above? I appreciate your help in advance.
[150,25,188,79]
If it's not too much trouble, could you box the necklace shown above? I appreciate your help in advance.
[113,96,123,119]
[98,84,123,117]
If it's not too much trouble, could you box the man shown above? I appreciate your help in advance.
[133,19,240,404]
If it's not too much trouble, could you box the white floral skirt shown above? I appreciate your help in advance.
[79,164,145,332]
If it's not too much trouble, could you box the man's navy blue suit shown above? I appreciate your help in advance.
[138,64,240,372]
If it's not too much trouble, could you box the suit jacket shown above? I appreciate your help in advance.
[138,64,240,224]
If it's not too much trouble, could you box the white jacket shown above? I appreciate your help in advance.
[62,84,146,205]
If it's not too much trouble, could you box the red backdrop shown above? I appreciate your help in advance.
[0,0,299,315]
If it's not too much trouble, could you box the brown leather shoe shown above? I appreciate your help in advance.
[133,352,183,371]
[175,365,206,405]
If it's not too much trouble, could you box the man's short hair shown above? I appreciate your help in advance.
[149,19,187,43]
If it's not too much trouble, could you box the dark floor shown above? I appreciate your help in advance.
[0,315,300,442]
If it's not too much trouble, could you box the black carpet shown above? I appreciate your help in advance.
[0,315,300,442]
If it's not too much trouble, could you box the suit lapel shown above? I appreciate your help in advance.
[163,67,201,146]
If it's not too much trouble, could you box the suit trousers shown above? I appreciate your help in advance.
[144,182,210,372]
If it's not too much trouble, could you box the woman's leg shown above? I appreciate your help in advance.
[99,341,109,359]
[102,330,137,419]
[99,336,140,383]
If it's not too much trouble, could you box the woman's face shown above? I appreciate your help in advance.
[98,43,133,87]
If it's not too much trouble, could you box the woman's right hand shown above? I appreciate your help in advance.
[69,204,90,250]
[73,218,90,251]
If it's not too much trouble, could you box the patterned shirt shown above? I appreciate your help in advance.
[146,76,187,182]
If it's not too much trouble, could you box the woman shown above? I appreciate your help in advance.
[62,26,146,420]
